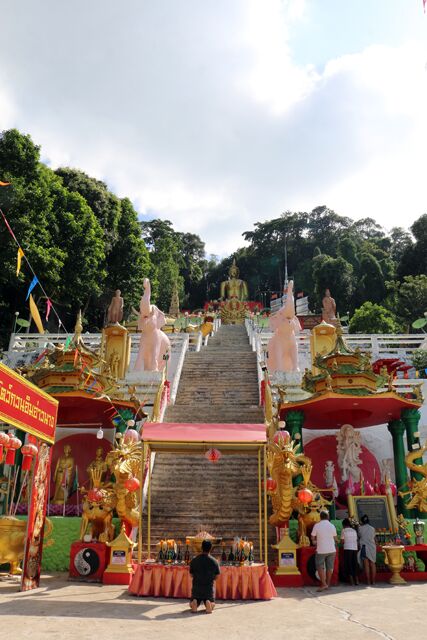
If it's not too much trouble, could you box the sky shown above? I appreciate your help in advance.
[0,0,426,256]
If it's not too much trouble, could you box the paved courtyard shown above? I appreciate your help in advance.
[0,573,426,640]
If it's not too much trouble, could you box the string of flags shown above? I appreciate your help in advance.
[0,182,69,335]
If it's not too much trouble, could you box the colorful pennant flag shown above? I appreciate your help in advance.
[16,247,25,276]
[424,0,427,13]
[45,298,52,321]
[64,335,73,350]
[0,181,11,186]
[29,294,45,334]
[0,208,17,241]
[26,275,39,300]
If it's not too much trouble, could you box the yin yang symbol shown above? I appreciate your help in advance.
[74,548,100,576]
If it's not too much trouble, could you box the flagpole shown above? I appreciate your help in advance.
[63,469,68,517]
[75,465,79,516]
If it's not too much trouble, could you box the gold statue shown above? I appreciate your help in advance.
[399,442,427,512]
[52,444,75,504]
[219,259,248,301]
[220,298,247,325]
[87,447,108,488]
[79,469,115,542]
[266,435,311,527]
[108,349,120,379]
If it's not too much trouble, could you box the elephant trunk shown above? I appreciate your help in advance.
[141,278,151,316]
[283,279,295,318]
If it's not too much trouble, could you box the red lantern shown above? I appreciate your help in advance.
[273,431,291,447]
[0,432,10,460]
[266,477,277,492]
[123,429,139,444]
[297,487,313,504]
[205,448,221,463]
[87,488,104,503]
[21,443,38,471]
[5,435,22,465]
[124,476,140,492]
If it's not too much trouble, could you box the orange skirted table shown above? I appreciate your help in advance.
[129,563,277,600]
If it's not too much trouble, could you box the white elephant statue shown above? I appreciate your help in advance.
[134,278,171,372]
[267,280,301,373]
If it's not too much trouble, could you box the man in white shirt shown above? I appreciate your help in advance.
[311,510,338,591]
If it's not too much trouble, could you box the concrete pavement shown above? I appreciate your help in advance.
[0,573,426,640]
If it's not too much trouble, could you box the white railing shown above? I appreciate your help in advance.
[3,331,190,409]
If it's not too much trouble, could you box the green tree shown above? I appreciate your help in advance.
[312,255,354,312]
[398,214,427,278]
[395,275,427,330]
[349,302,399,334]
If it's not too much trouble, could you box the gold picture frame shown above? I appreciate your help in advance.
[347,494,398,532]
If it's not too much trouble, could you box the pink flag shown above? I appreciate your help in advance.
[424,0,427,13]
[45,298,52,320]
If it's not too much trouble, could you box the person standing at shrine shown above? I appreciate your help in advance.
[358,515,377,585]
[311,510,338,592]
[341,518,359,585]
[189,539,220,613]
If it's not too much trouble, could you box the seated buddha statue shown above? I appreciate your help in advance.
[219,259,248,301]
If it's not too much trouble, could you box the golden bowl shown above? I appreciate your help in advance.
[186,536,222,554]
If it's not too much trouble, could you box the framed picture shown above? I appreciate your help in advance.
[347,495,397,531]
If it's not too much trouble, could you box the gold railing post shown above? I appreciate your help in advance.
[138,442,145,564]
[258,446,263,562]
[147,445,152,559]
[263,445,268,566]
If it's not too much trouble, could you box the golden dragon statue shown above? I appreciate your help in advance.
[399,442,427,513]
[79,435,144,541]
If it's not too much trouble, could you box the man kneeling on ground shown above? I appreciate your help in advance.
[189,539,220,613]
[311,510,338,592]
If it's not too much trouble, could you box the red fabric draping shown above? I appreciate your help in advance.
[129,563,277,600]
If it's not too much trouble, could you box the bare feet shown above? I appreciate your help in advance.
[317,585,328,592]
[205,600,214,613]
[190,599,198,613]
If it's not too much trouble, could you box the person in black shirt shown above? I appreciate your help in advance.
[189,539,220,613]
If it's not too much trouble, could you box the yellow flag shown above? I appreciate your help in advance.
[29,294,45,334]
[16,247,25,276]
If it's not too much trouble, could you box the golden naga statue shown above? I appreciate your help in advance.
[220,259,248,301]
[267,433,312,526]
[399,442,427,512]
[105,436,143,528]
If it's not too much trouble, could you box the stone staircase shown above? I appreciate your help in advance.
[146,325,264,557]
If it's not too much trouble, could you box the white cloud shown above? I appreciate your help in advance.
[0,1,426,257]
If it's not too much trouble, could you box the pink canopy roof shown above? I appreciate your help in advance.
[143,423,266,444]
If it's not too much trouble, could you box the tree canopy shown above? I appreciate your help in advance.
[0,128,426,344]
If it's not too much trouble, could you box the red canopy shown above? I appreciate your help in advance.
[143,423,266,444]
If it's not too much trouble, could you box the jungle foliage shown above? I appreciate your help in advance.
[0,129,426,346]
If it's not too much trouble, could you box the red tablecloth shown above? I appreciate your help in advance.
[129,563,277,600]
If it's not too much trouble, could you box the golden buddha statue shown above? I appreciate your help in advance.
[87,447,108,488]
[220,259,248,301]
[52,444,75,504]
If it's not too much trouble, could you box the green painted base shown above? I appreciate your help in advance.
[15,516,121,572]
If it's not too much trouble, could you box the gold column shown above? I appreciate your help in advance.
[147,446,151,559]
[258,446,263,562]
[263,445,268,566]
[137,443,145,564]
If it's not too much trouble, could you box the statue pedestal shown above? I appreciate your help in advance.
[270,372,311,403]
[126,371,163,385]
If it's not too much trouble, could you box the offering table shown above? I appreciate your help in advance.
[129,562,277,600]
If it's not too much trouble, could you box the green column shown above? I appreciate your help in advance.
[286,410,305,452]
[286,410,305,489]
[401,408,423,481]
[387,419,411,517]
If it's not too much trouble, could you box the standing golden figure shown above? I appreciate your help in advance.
[52,444,75,504]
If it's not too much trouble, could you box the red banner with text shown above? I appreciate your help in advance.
[0,363,57,443]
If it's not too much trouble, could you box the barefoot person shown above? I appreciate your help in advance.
[189,539,220,613]
[311,510,338,591]
[341,518,359,585]
[358,515,377,585]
